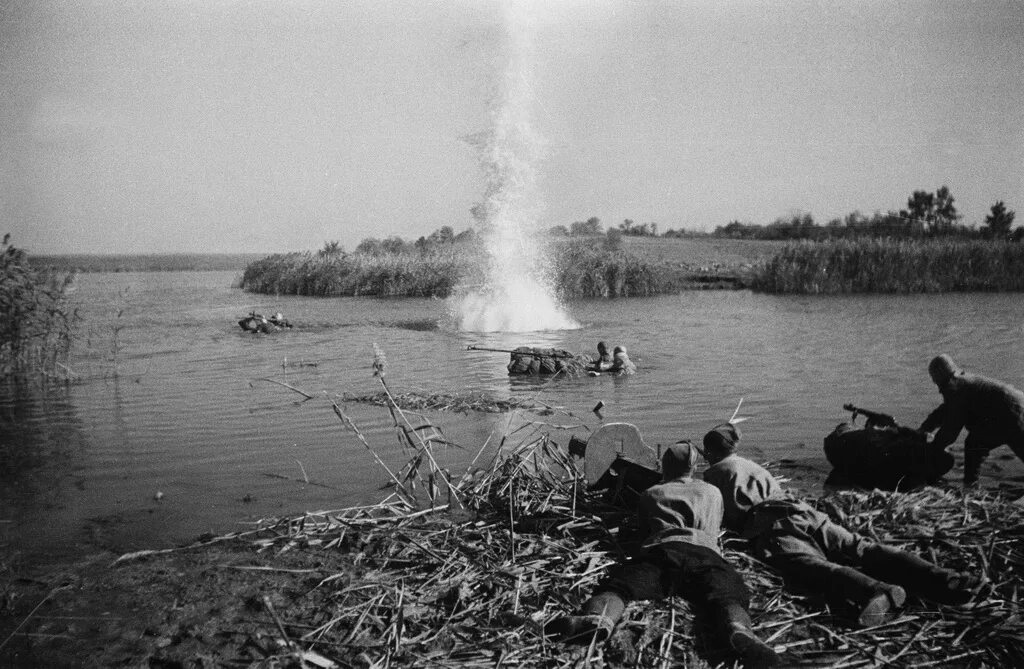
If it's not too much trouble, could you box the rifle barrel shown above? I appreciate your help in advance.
[466,345,573,358]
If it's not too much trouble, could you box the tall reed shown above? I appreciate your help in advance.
[0,235,76,378]
[554,240,668,297]
[240,249,474,298]
[751,238,1024,293]
[240,241,687,299]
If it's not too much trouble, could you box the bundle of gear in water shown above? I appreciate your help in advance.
[238,311,293,333]
[824,404,955,490]
[464,346,593,377]
[505,347,592,376]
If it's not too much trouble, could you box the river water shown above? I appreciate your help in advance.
[3,271,1023,562]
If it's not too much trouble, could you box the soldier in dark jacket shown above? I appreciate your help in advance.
[545,441,780,668]
[919,354,1024,487]
[701,423,984,627]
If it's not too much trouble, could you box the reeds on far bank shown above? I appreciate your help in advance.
[239,240,715,299]
[751,238,1024,293]
[240,249,472,298]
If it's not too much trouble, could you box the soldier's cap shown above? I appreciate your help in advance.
[662,440,699,478]
[928,354,962,385]
[703,422,741,456]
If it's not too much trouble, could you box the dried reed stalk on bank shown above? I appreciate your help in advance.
[136,365,1020,669]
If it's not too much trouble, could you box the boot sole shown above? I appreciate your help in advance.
[857,586,907,627]
[729,628,782,668]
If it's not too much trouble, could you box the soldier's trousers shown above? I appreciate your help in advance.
[747,500,959,605]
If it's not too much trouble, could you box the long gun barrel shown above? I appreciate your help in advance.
[843,403,898,428]
[466,345,575,358]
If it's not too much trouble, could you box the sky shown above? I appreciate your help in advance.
[1,0,1022,255]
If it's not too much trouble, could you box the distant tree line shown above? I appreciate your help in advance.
[545,187,1018,243]
[333,185,1016,259]
[320,226,480,258]
[714,187,1018,242]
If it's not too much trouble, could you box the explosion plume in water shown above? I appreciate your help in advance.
[451,2,578,333]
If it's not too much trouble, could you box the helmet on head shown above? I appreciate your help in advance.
[928,354,961,386]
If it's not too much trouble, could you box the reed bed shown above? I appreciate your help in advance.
[110,366,1024,668]
[1,236,76,379]
[752,239,1024,293]
[240,250,475,298]
[239,241,730,299]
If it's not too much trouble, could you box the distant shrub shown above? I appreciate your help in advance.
[0,235,76,377]
[751,238,1024,293]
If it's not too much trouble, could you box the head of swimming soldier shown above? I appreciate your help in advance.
[928,354,962,389]
[662,440,699,480]
[702,422,741,464]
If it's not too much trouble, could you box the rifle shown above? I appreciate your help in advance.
[843,403,898,429]
[466,345,575,358]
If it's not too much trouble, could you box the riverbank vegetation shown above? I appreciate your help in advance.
[4,367,1022,667]
[240,236,750,299]
[238,185,1019,298]
[751,238,1024,293]
[0,235,76,378]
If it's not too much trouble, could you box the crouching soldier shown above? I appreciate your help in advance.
[919,354,1024,488]
[545,441,781,668]
[700,423,985,627]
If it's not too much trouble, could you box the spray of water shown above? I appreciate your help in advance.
[450,2,578,333]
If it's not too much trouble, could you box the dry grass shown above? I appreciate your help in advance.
[102,365,1024,669]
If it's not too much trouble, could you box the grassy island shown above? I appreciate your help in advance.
[238,238,768,299]
[240,236,1024,299]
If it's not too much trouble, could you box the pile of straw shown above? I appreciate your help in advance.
[122,369,1024,668]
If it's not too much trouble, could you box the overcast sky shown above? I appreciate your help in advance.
[2,0,1022,254]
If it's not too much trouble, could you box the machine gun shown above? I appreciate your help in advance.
[466,345,575,358]
[843,403,898,429]
[827,404,954,489]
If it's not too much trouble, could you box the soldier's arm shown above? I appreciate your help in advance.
[919,403,947,433]
[929,400,966,450]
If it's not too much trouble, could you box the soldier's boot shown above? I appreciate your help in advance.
[721,603,781,669]
[828,565,907,627]
[860,545,986,605]
[543,591,624,644]
[856,584,907,627]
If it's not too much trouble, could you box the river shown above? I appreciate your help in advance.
[3,270,1023,562]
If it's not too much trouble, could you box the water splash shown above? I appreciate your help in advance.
[451,1,578,333]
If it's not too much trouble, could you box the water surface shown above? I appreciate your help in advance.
[3,271,1023,561]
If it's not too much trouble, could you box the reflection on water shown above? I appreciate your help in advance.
[0,381,85,553]
[3,272,1024,562]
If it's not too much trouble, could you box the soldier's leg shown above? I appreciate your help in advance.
[544,553,663,643]
[1006,436,1024,470]
[858,543,985,604]
[678,545,780,668]
[963,434,995,487]
[771,524,905,626]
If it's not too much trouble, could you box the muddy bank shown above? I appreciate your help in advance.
[3,451,1023,668]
